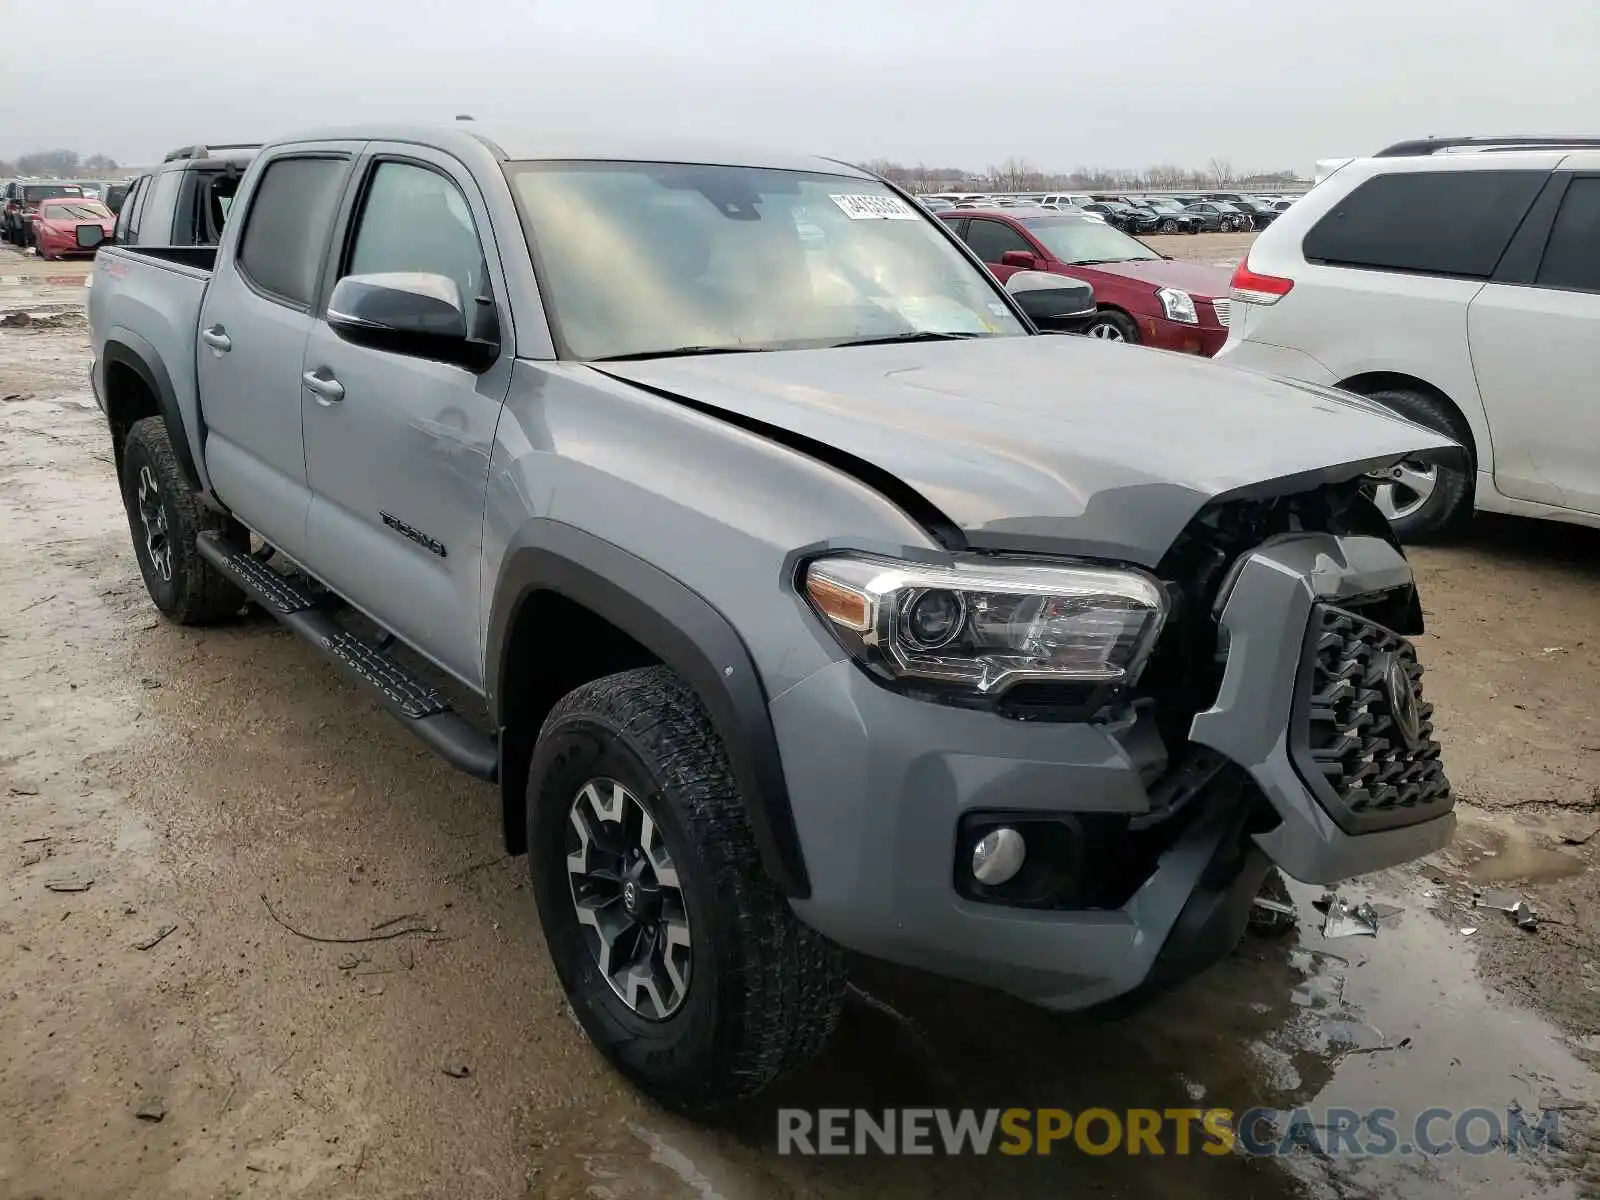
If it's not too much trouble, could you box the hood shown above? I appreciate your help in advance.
[594,336,1458,567]
[1080,258,1233,298]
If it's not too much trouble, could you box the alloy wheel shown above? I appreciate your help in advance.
[1089,322,1126,342]
[1366,461,1439,522]
[135,464,173,582]
[566,777,693,1020]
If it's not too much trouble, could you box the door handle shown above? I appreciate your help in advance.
[200,326,231,353]
[302,370,345,404]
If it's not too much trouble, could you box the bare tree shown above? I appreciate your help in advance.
[15,148,81,177]
[1207,157,1235,188]
[988,157,1040,191]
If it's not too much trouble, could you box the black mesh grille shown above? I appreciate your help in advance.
[1293,603,1453,833]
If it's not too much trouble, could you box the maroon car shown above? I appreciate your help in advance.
[941,208,1233,355]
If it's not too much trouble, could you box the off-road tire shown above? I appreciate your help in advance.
[528,665,847,1114]
[119,416,245,624]
[1085,310,1140,344]
[1360,387,1474,541]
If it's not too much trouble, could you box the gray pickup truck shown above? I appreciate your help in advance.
[87,124,1457,1114]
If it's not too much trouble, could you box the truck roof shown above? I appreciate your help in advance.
[266,123,871,178]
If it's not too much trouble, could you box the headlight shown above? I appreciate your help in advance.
[802,554,1168,697]
[1157,287,1198,324]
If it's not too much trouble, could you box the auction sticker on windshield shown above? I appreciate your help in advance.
[830,194,919,220]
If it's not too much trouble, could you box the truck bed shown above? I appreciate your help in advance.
[88,245,214,493]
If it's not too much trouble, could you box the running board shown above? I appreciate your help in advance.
[196,532,498,781]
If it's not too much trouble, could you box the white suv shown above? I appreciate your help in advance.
[1216,137,1600,539]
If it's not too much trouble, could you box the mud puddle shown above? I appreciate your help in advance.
[3,296,1598,1199]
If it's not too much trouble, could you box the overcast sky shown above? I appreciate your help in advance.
[3,0,1597,173]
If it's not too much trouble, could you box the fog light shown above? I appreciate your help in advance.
[972,827,1026,885]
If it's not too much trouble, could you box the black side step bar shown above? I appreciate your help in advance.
[197,533,498,781]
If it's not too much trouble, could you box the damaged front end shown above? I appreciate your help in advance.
[1062,480,1456,1002]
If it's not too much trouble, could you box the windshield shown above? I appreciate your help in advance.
[24,185,80,202]
[1147,199,1183,212]
[41,201,110,220]
[504,160,1026,359]
[1021,217,1160,265]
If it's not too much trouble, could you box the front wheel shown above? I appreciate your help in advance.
[528,666,847,1114]
[1085,310,1139,344]
[119,417,245,624]
[1359,388,1474,540]
[1159,218,1179,234]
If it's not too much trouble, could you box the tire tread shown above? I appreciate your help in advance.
[123,416,244,624]
[540,666,846,1111]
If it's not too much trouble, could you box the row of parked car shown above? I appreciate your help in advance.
[919,190,1297,232]
[1,178,131,249]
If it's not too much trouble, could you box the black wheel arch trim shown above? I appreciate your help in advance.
[487,520,811,898]
[100,331,206,495]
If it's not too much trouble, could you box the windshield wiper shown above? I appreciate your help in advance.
[591,345,765,362]
[829,331,981,349]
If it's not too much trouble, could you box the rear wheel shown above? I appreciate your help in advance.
[1085,310,1139,344]
[1357,388,1474,541]
[528,666,847,1114]
[119,417,245,624]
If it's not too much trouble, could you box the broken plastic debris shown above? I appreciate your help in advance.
[1475,889,1540,930]
[1461,927,1478,937]
[1252,898,1296,918]
[1475,887,1522,912]
[1321,896,1380,939]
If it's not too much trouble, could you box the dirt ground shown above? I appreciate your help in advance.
[3,236,1600,1200]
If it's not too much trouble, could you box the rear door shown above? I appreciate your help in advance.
[1469,164,1600,513]
[196,145,359,557]
[300,145,516,686]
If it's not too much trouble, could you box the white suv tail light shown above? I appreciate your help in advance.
[1230,257,1295,305]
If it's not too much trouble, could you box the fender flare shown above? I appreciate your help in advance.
[486,520,811,899]
[100,331,205,494]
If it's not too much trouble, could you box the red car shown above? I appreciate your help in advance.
[31,197,115,261]
[940,208,1233,355]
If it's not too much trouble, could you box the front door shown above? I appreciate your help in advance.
[197,148,358,559]
[1469,172,1600,513]
[301,147,516,687]
[962,217,1038,281]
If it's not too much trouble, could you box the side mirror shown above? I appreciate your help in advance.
[1000,249,1040,270]
[76,225,106,249]
[327,272,498,371]
[1005,270,1096,332]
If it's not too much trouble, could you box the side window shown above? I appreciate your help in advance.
[1303,169,1546,278]
[141,169,184,244]
[964,218,1033,262]
[115,176,148,243]
[236,156,349,308]
[1535,177,1600,293]
[343,160,487,315]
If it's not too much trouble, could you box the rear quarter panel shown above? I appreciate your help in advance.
[89,247,211,490]
[1227,164,1493,465]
